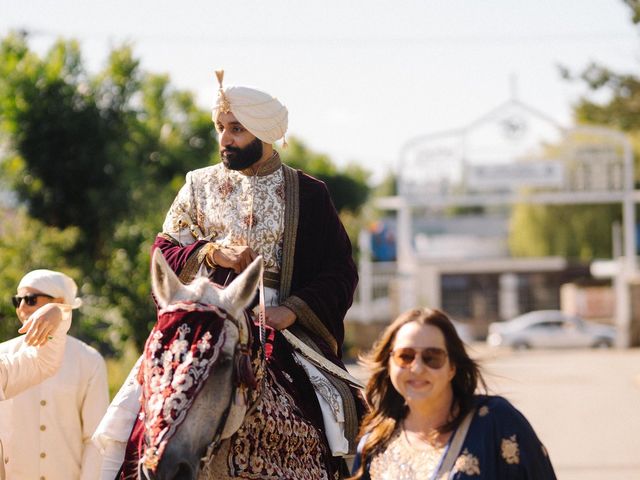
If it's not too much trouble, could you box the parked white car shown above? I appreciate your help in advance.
[486,310,616,349]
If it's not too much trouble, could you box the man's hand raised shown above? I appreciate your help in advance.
[19,303,63,347]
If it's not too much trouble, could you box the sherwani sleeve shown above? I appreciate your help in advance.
[80,353,109,480]
[0,313,71,400]
[458,396,557,479]
[489,397,557,479]
[281,180,358,356]
[157,171,213,281]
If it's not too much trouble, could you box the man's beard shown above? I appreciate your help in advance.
[221,137,263,170]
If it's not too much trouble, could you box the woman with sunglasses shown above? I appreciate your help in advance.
[350,308,556,480]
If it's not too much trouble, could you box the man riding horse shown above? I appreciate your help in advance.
[94,71,364,478]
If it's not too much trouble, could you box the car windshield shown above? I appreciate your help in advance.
[528,320,563,330]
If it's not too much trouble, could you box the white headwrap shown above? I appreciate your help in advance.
[212,70,288,146]
[18,269,83,309]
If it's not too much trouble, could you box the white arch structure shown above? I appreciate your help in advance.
[376,98,638,346]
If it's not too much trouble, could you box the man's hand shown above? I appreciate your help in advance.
[19,303,63,347]
[211,245,258,273]
[265,306,296,330]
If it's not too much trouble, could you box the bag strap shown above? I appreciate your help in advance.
[435,408,475,479]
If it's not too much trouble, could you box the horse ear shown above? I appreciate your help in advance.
[220,256,263,316]
[151,248,184,308]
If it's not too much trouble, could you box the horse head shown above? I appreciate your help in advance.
[140,248,263,480]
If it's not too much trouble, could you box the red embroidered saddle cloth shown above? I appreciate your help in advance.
[120,305,228,478]
[120,305,339,479]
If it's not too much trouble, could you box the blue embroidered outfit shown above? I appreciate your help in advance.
[353,395,557,479]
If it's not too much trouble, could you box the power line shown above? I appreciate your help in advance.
[12,27,639,47]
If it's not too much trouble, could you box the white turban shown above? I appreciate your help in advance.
[18,269,82,309]
[212,72,288,145]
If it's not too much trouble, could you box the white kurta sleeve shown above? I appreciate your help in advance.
[0,312,71,400]
[80,353,109,480]
[92,356,143,480]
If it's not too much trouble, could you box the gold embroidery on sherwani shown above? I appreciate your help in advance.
[282,295,338,355]
[218,178,234,196]
[279,164,299,299]
[228,371,328,480]
[369,429,446,480]
[162,157,285,275]
[452,448,481,476]
[239,151,282,177]
[179,243,208,283]
[501,434,520,464]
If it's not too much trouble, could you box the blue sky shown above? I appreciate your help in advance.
[0,0,638,181]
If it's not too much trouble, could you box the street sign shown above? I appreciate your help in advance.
[467,161,564,190]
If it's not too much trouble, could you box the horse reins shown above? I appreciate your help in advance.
[199,306,267,471]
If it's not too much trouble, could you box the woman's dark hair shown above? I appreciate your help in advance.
[349,308,485,480]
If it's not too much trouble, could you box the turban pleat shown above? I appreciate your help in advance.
[213,85,288,145]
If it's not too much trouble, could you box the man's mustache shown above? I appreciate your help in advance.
[221,147,241,157]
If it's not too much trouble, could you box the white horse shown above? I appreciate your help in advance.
[131,250,335,480]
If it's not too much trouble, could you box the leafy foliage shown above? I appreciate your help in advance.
[0,32,217,350]
[281,138,370,214]
[509,203,622,260]
[563,1,640,169]
[509,0,639,260]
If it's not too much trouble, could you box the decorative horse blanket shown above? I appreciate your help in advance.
[119,306,341,479]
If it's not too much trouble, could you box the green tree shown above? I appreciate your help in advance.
[509,203,621,259]
[562,0,640,171]
[0,32,217,350]
[0,36,125,254]
[509,1,639,260]
[281,137,370,214]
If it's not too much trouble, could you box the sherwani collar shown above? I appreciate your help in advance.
[237,151,282,177]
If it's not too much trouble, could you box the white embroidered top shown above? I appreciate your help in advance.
[369,429,447,480]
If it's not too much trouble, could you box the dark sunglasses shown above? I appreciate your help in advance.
[11,293,54,308]
[390,347,448,369]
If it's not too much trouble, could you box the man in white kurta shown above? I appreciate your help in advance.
[0,270,109,480]
[0,300,72,480]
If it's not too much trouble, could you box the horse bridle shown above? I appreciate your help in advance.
[198,308,266,470]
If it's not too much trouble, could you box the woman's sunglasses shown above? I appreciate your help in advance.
[11,293,53,308]
[390,347,448,369]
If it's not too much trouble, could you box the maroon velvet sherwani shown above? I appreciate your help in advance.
[153,153,363,454]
